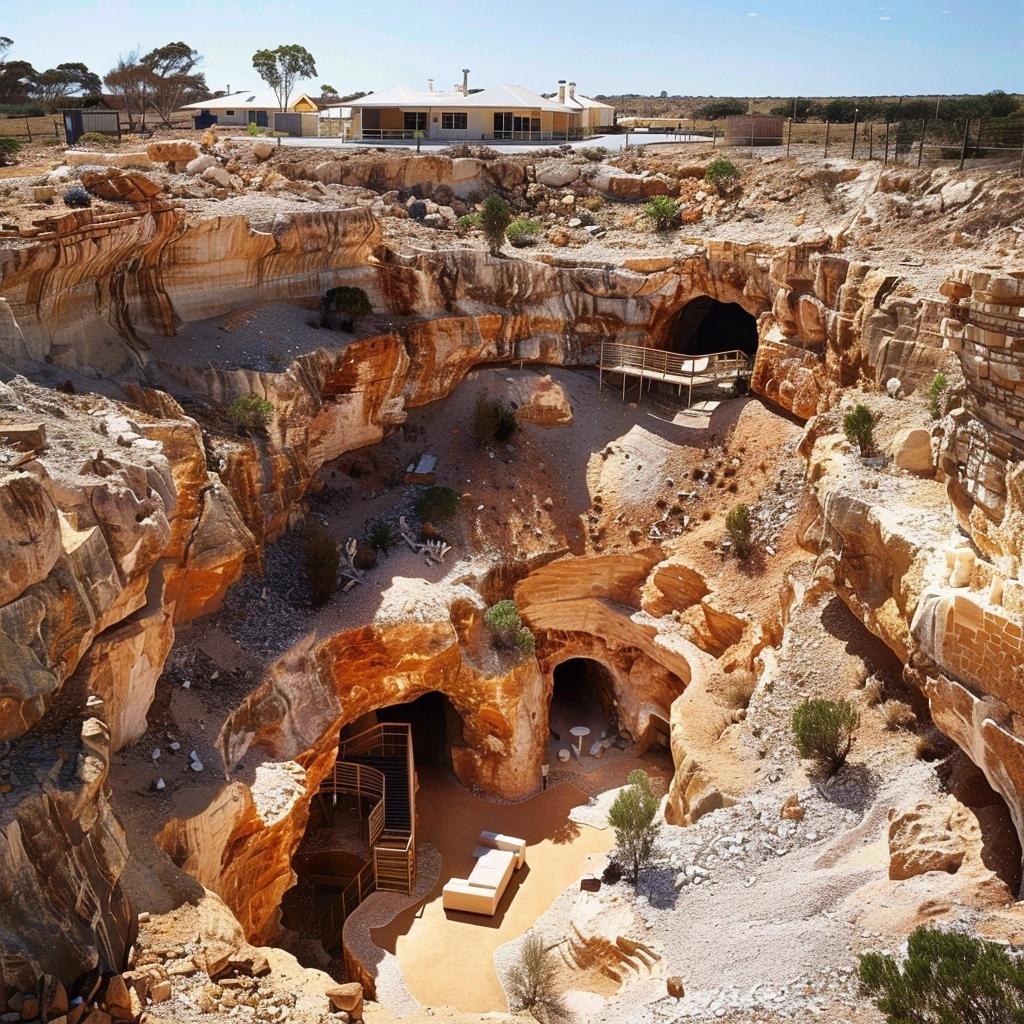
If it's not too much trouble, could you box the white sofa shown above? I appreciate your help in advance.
[442,831,527,915]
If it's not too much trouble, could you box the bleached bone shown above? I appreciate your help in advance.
[399,516,420,552]
[340,537,364,585]
[422,539,452,564]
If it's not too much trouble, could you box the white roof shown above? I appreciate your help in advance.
[180,90,313,111]
[349,83,574,112]
[564,93,614,111]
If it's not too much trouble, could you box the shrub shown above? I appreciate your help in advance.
[843,403,876,456]
[473,391,518,444]
[578,146,608,162]
[791,698,859,775]
[304,519,339,607]
[246,121,267,137]
[928,371,949,420]
[506,933,567,1022]
[63,185,92,208]
[608,769,660,885]
[321,286,372,332]
[863,677,885,706]
[505,216,541,248]
[416,485,460,523]
[705,157,741,192]
[601,859,624,884]
[859,925,1024,1024]
[367,519,398,555]
[479,193,511,254]
[881,699,917,732]
[483,599,536,658]
[641,194,680,230]
[226,394,273,433]
[0,135,20,165]
[456,212,481,235]
[725,503,752,557]
[78,131,110,144]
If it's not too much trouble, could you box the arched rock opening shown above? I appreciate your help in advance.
[670,297,759,359]
[370,690,466,768]
[549,657,620,754]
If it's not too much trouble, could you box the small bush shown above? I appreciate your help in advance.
[441,142,498,160]
[226,394,273,433]
[473,391,517,444]
[843,403,876,456]
[859,925,1024,1024]
[641,194,680,230]
[0,135,20,165]
[479,193,511,254]
[881,699,917,732]
[483,599,536,658]
[63,185,92,208]
[578,145,608,162]
[417,485,460,523]
[705,157,741,192]
[608,769,661,885]
[367,519,398,555]
[456,211,481,235]
[791,698,859,775]
[725,503,752,557]
[601,859,624,884]
[863,677,885,706]
[78,131,110,144]
[247,121,267,136]
[928,371,949,419]
[506,933,567,1022]
[321,286,372,332]
[304,519,339,607]
[505,216,541,248]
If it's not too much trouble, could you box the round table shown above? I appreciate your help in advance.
[569,725,591,755]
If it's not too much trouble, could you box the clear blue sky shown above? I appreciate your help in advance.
[12,0,1023,97]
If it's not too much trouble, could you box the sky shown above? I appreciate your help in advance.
[9,0,1023,98]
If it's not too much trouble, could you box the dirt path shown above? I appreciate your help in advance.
[370,765,614,1012]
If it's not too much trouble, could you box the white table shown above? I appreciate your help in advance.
[570,725,591,755]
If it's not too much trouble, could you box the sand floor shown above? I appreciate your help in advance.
[370,765,615,1012]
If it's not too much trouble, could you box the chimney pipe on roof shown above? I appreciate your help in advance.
[569,82,577,100]
[461,69,470,96]
[428,78,434,91]
[557,79,566,104]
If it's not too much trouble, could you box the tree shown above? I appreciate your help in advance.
[320,83,338,96]
[859,926,1024,1024]
[0,59,36,104]
[791,698,859,776]
[142,42,205,126]
[693,98,746,120]
[479,193,511,254]
[32,63,102,109]
[843,403,876,456]
[506,933,568,1022]
[928,372,949,420]
[608,769,660,885]
[251,45,316,111]
[104,51,151,130]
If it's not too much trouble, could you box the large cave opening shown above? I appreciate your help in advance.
[548,658,619,762]
[374,691,465,769]
[670,296,759,359]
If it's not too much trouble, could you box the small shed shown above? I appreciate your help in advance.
[723,115,784,146]
[61,108,121,146]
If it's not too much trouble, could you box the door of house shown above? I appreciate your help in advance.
[493,112,513,138]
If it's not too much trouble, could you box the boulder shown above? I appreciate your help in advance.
[201,165,232,188]
[146,139,200,163]
[511,374,573,427]
[326,982,363,1018]
[889,427,933,476]
[887,798,966,880]
[80,169,162,204]
[252,141,275,160]
[185,154,217,176]
[535,159,579,188]
[667,976,685,999]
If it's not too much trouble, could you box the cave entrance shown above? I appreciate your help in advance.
[548,658,619,763]
[670,297,759,359]
[374,691,464,769]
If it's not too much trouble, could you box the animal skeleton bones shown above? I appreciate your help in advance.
[399,517,452,564]
[340,538,364,591]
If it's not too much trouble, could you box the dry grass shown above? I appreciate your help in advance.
[862,677,885,706]
[881,700,917,732]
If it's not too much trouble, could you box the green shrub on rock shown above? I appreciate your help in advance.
[483,599,535,657]
[791,698,859,775]
[226,394,273,433]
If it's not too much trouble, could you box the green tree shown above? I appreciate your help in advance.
[252,45,317,111]
[843,403,876,456]
[725,503,752,557]
[928,372,949,420]
[859,926,1024,1024]
[608,769,660,885]
[320,83,338,96]
[506,933,568,1022]
[104,50,151,130]
[693,98,747,120]
[479,194,511,255]
[791,698,859,776]
[32,63,102,109]
[142,42,206,126]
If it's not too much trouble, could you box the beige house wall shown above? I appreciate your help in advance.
[354,105,582,140]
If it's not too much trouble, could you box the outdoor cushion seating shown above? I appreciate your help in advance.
[442,831,527,915]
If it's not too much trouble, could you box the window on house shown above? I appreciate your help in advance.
[225,110,235,116]
[403,112,427,131]
[441,112,468,130]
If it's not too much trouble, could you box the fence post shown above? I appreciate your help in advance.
[917,118,927,167]
[25,118,31,142]
[850,110,859,159]
[786,118,792,157]
[869,122,874,161]
[824,120,830,159]
[883,120,890,164]
[958,118,971,172]
[53,119,59,139]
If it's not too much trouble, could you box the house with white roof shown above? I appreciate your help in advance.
[553,80,615,131]
[347,71,588,142]
[180,89,319,129]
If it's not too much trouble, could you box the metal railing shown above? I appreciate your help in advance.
[356,128,590,144]
[598,340,750,407]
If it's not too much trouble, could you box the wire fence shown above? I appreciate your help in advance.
[629,117,1024,175]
